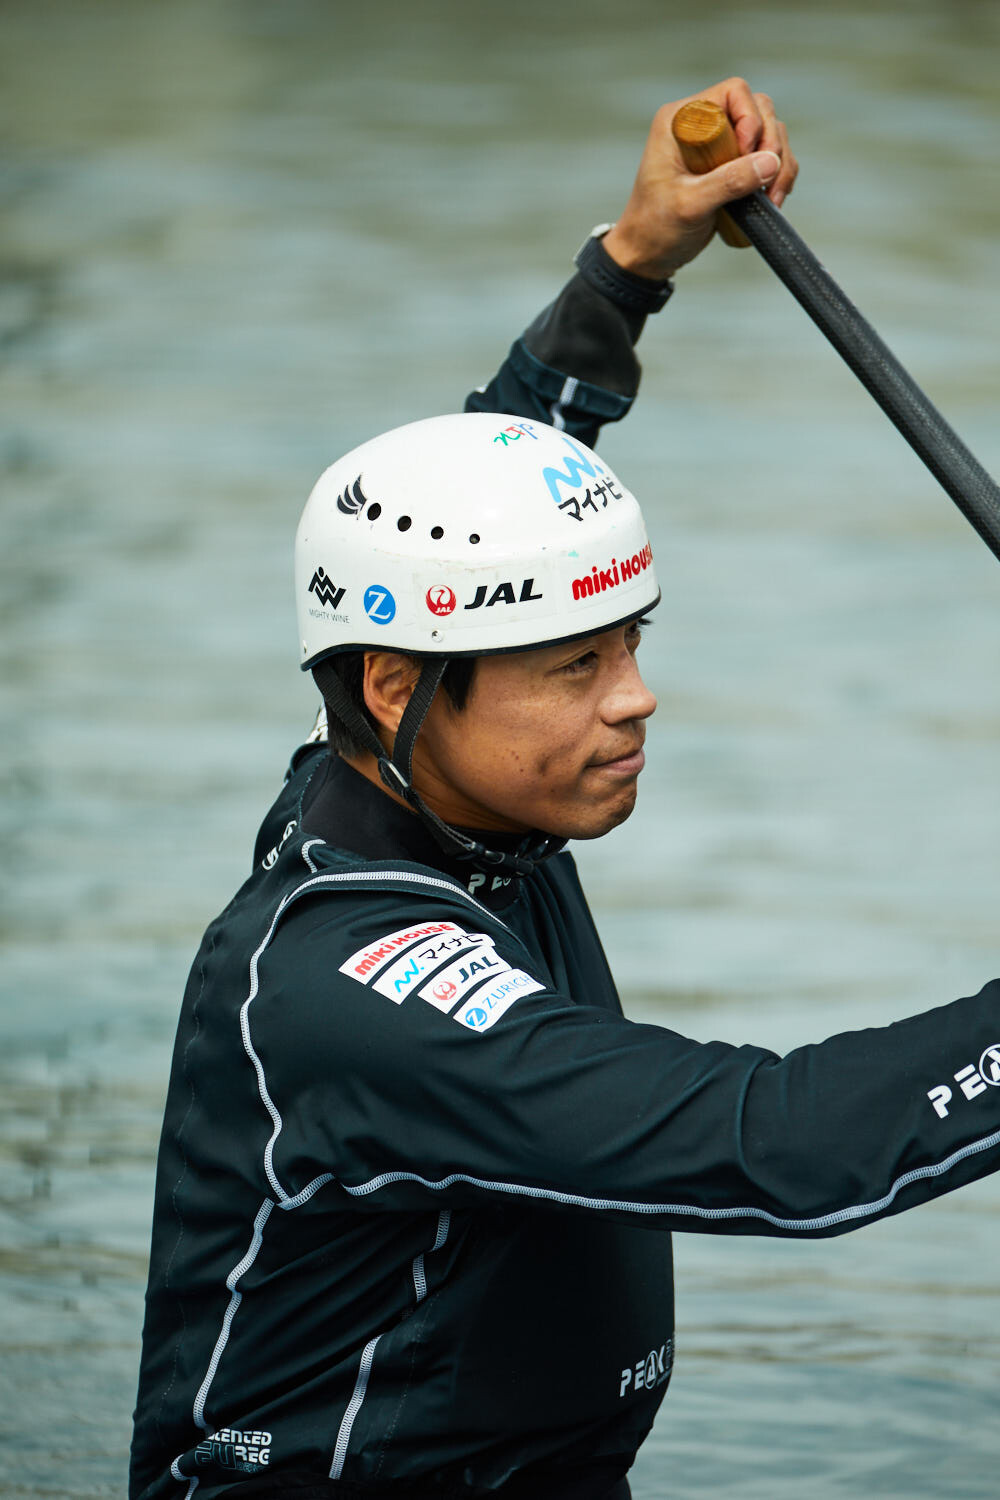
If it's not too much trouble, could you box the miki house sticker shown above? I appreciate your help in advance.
[339,922,463,985]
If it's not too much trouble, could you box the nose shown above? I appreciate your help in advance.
[603,649,657,726]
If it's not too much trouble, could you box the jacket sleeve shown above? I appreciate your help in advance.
[250,884,1000,1239]
[464,271,650,448]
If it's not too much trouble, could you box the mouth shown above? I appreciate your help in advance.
[591,744,646,777]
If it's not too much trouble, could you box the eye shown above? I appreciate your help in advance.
[626,617,650,651]
[562,649,598,676]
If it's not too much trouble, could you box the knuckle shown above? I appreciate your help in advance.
[723,160,748,192]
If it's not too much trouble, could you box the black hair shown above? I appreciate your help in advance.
[314,652,477,758]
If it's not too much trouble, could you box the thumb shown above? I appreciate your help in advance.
[701,149,781,206]
[722,150,785,202]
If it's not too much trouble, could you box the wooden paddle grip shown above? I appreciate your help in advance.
[671,100,751,249]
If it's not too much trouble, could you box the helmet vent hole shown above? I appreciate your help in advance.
[367,503,381,520]
[430,526,444,540]
[397,515,412,532]
[469,533,480,545]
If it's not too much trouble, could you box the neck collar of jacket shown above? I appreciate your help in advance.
[301,753,555,911]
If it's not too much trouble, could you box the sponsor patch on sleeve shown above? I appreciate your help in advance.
[339,921,464,985]
[454,970,545,1032]
[418,947,511,1013]
[340,920,543,1029]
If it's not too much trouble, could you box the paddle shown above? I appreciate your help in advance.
[671,100,1000,563]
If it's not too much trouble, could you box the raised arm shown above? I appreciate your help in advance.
[466,77,796,447]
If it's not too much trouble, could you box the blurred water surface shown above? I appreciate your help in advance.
[2,2,999,1495]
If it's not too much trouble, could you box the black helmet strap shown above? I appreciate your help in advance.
[311,657,564,878]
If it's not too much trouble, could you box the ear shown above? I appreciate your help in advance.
[361,652,421,745]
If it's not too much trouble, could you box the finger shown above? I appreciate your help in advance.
[754,103,797,206]
[720,79,768,155]
[677,76,765,156]
[752,92,781,157]
[769,127,798,208]
[695,149,782,212]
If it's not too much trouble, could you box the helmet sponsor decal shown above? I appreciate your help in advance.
[426,585,457,617]
[571,544,653,602]
[464,578,542,611]
[336,475,369,516]
[557,474,625,523]
[535,434,627,522]
[542,435,606,505]
[363,585,396,624]
[493,420,538,447]
[307,567,346,610]
[454,969,544,1032]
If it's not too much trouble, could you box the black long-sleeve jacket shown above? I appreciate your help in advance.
[131,270,1000,1500]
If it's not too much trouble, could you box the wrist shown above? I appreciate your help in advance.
[573,225,674,315]
[600,223,683,282]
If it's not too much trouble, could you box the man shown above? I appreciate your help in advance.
[130,80,999,1500]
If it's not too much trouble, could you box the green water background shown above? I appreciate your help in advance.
[2,2,999,1494]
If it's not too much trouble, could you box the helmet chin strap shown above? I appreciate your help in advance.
[311,658,565,878]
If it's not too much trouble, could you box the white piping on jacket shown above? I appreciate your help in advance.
[412,1209,452,1303]
[338,1127,1000,1235]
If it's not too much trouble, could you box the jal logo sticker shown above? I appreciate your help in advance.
[427,977,458,1010]
[364,585,396,624]
[464,579,542,611]
[308,567,346,610]
[454,969,544,1032]
[426,585,457,617]
[419,944,509,1013]
[926,1042,1000,1118]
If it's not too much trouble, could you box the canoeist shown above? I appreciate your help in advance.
[130,78,999,1500]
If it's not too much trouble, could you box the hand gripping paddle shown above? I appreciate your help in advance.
[672,100,1000,562]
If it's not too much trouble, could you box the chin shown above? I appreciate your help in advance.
[561,795,639,842]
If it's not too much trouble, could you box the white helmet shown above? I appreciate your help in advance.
[295,411,659,668]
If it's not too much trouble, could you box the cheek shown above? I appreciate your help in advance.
[497,718,580,787]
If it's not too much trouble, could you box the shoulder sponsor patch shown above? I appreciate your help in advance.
[419,946,511,1013]
[371,931,490,1002]
[340,920,544,1029]
[339,921,463,984]
[454,969,545,1032]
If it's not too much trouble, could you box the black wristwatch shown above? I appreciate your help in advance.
[574,224,674,314]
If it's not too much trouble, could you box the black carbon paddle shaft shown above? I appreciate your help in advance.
[726,191,1000,562]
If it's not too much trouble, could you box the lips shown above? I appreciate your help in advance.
[591,742,646,775]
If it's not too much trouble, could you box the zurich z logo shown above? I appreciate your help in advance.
[364,585,396,624]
